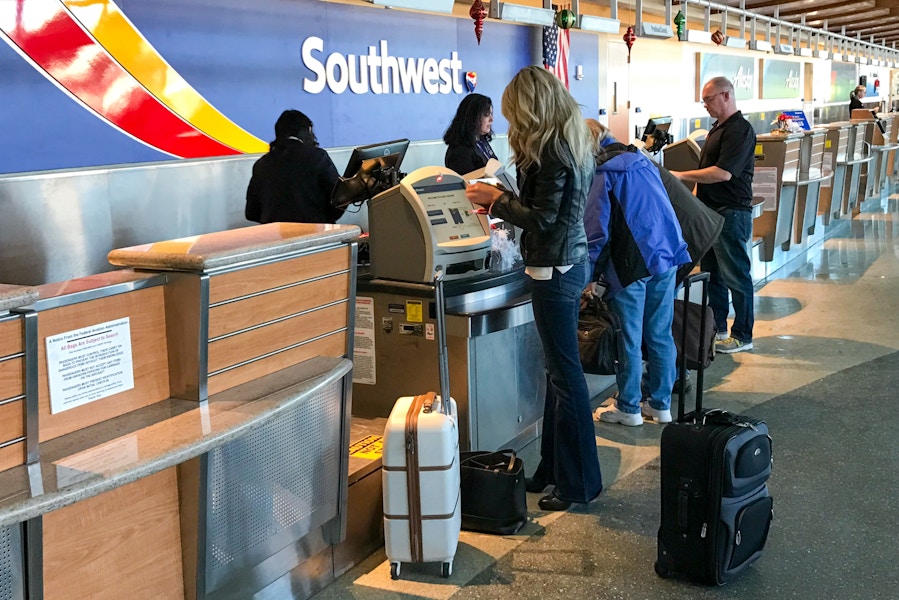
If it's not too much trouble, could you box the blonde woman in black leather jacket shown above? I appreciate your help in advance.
[467,66,601,512]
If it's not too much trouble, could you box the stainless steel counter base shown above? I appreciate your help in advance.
[351,271,545,452]
[0,523,25,600]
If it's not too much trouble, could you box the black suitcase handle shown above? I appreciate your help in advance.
[677,271,712,423]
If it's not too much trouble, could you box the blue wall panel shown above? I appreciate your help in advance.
[0,0,599,174]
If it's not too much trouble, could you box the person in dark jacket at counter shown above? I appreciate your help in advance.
[443,93,498,176]
[467,66,601,512]
[849,84,866,117]
[245,109,343,224]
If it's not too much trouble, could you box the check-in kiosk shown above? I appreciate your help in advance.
[845,121,874,215]
[662,137,702,171]
[752,132,803,261]
[814,121,852,226]
[794,129,831,242]
[852,111,892,199]
[354,167,546,453]
[885,113,899,180]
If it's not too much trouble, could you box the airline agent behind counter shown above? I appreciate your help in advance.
[443,93,498,176]
[245,109,344,225]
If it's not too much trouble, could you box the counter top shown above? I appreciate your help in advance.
[0,356,352,527]
[107,223,361,272]
[0,284,38,312]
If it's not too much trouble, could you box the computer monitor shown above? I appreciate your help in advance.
[332,139,411,209]
[342,138,410,178]
[641,116,673,154]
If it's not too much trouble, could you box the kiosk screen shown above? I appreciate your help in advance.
[412,180,487,244]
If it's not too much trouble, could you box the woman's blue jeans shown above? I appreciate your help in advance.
[609,267,677,414]
[529,261,603,503]
[701,208,754,343]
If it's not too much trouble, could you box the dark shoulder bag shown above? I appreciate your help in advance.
[578,296,622,375]
[459,450,527,535]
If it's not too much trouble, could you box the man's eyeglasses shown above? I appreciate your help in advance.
[701,92,725,105]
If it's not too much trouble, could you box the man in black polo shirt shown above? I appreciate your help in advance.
[671,77,756,354]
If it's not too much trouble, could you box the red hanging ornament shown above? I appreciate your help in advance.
[470,0,487,45]
[712,29,725,45]
[623,26,636,63]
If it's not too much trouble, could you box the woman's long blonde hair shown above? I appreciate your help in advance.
[501,66,593,173]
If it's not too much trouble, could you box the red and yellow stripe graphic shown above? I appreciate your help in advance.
[0,0,267,158]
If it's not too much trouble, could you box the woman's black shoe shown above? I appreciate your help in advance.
[525,477,548,493]
[537,493,571,511]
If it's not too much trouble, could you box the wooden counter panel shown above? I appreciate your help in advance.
[0,399,24,444]
[208,331,347,395]
[207,303,347,374]
[208,273,349,339]
[38,287,170,442]
[208,246,349,304]
[0,440,24,472]
[0,317,23,358]
[0,357,24,403]
[43,467,184,600]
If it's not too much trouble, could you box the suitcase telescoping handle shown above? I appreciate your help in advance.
[677,271,711,423]
[424,268,451,416]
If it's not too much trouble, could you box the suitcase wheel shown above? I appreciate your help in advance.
[390,562,401,580]
[441,561,452,578]
[654,561,671,579]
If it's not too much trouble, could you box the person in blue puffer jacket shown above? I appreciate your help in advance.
[584,120,691,426]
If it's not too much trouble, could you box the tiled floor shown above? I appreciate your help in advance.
[313,191,899,599]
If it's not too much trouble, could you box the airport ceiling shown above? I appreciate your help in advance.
[716,0,899,49]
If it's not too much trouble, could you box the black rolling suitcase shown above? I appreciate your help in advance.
[655,272,774,585]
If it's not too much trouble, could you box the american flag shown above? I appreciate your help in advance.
[543,15,570,89]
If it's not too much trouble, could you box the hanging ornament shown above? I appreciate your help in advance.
[674,10,686,41]
[470,0,487,45]
[555,8,576,30]
[465,71,478,92]
[623,26,636,63]
[712,29,725,45]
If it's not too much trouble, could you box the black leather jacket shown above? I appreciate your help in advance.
[489,144,593,267]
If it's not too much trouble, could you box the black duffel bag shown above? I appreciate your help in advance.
[459,450,527,535]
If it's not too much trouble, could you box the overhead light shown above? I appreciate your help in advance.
[725,37,748,49]
[829,52,845,61]
[365,0,454,13]
[814,50,829,59]
[685,30,713,44]
[499,3,555,26]
[751,40,773,52]
[796,48,813,57]
[579,15,620,34]
[774,43,794,55]
[639,22,673,39]
[856,55,869,64]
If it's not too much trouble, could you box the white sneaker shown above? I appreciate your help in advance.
[641,405,672,424]
[715,331,729,341]
[599,407,644,426]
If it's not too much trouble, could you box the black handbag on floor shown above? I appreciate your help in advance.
[578,296,622,375]
[459,450,527,535]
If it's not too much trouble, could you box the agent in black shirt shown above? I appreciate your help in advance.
[671,77,756,355]
[246,110,343,224]
[443,93,498,176]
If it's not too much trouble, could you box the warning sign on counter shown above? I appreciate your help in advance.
[349,435,383,460]
[45,317,135,414]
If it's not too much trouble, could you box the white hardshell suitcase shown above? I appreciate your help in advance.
[382,392,460,579]
[382,270,461,580]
